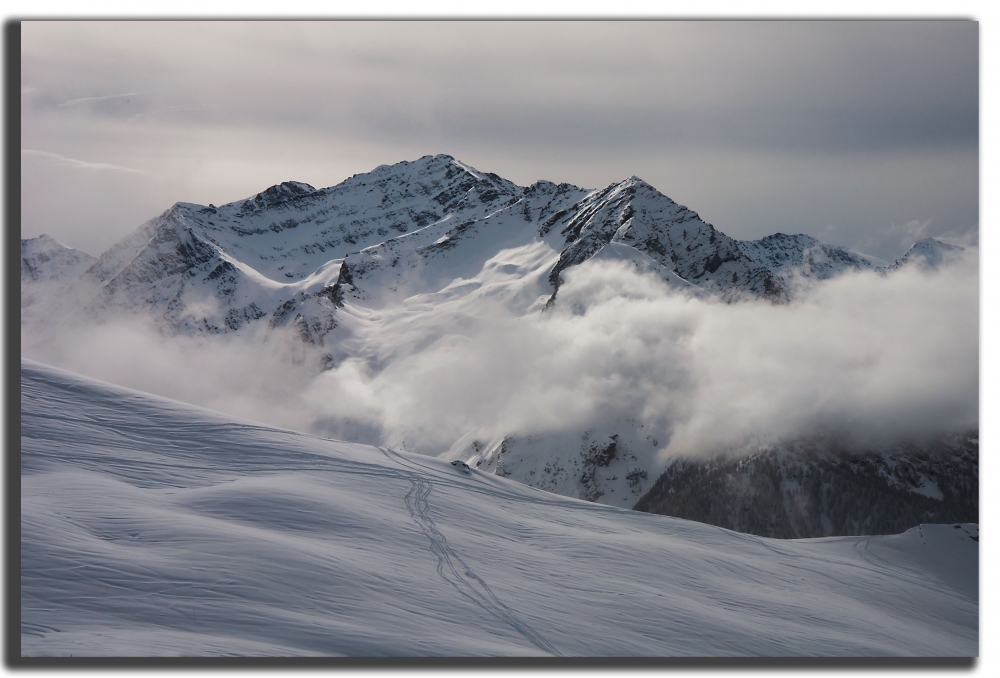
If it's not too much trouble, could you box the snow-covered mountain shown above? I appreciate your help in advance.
[20,154,975,519]
[21,153,897,339]
[21,235,101,333]
[548,176,790,304]
[21,359,978,656]
[736,232,886,289]
[889,237,966,272]
[72,156,525,338]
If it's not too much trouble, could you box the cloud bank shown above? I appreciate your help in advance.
[22,251,979,462]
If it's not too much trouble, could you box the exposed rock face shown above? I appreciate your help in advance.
[456,426,661,509]
[634,433,978,538]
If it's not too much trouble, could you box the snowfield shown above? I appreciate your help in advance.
[21,359,978,657]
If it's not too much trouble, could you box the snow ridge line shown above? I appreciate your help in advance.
[378,447,561,657]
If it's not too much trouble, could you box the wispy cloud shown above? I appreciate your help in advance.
[21,149,142,174]
[56,92,140,108]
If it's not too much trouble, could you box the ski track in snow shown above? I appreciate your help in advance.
[379,447,560,656]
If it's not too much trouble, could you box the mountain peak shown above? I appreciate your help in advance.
[411,153,455,163]
[891,237,965,272]
[753,233,820,247]
[240,181,317,213]
[21,233,68,255]
[601,175,681,208]
[386,154,454,171]
[618,175,656,190]
[363,154,498,185]
[21,234,97,283]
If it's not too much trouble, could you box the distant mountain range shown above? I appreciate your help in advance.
[21,154,975,536]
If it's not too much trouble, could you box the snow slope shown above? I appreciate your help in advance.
[21,360,977,657]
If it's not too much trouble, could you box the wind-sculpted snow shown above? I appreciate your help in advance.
[332,179,587,310]
[21,360,978,656]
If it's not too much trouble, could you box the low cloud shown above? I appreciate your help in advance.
[301,253,978,457]
[22,317,325,435]
[22,251,979,462]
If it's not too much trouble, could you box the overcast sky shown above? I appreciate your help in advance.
[20,20,978,260]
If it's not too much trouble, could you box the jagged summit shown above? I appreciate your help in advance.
[22,232,64,249]
[363,153,456,179]
[349,153,519,194]
[239,181,318,213]
[605,175,701,216]
[545,171,783,303]
[619,175,660,192]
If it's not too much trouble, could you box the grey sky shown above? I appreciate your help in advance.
[20,20,978,260]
